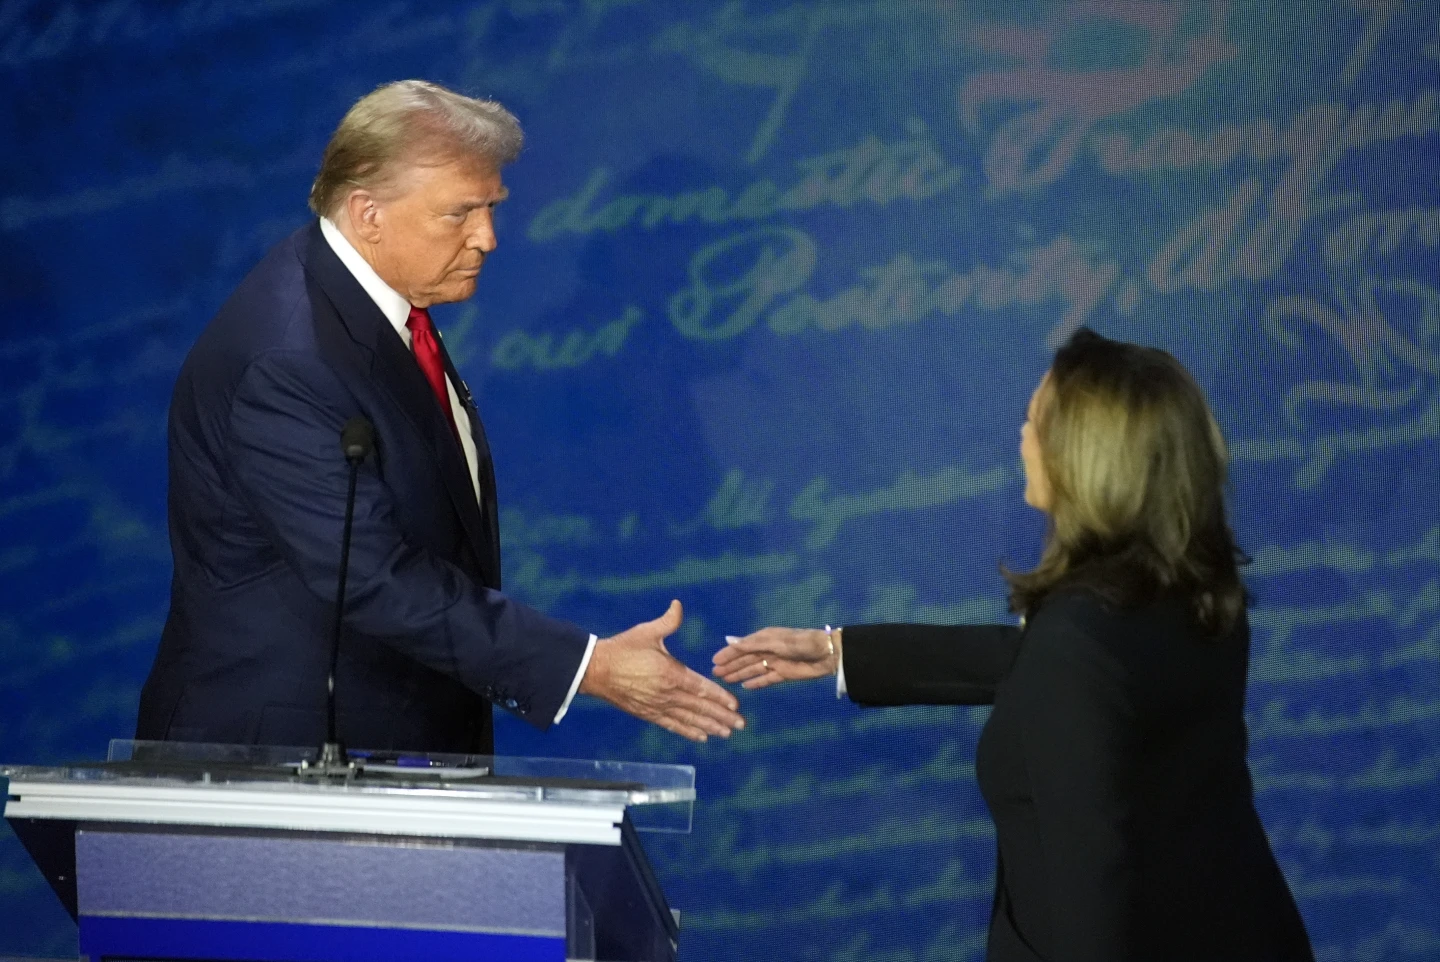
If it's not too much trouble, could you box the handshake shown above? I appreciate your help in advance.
[577,600,839,743]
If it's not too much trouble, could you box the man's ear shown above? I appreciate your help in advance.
[344,189,383,243]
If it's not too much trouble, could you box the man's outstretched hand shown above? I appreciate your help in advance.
[580,600,745,742]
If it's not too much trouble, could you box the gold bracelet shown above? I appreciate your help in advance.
[824,624,838,673]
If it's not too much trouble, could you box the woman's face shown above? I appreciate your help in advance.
[1021,374,1052,512]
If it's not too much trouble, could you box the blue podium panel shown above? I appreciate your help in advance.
[79,916,563,962]
[74,826,567,962]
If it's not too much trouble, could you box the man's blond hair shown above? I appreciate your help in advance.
[309,80,522,218]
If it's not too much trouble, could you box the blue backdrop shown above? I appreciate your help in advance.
[2,1,1438,959]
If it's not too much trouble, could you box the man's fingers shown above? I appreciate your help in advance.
[690,671,741,711]
[675,689,743,731]
[656,715,709,742]
[667,683,743,729]
[666,703,732,739]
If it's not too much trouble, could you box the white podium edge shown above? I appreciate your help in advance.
[4,781,627,846]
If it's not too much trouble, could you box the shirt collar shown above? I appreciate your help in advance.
[319,216,414,348]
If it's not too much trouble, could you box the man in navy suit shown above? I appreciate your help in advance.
[135,80,743,753]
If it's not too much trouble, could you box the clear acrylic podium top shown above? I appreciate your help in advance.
[1,739,696,834]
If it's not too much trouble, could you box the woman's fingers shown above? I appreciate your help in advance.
[716,628,826,664]
[713,651,770,682]
[712,639,749,668]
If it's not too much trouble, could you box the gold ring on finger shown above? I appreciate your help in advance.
[762,659,769,669]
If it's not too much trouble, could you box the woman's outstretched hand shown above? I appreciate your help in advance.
[712,627,839,689]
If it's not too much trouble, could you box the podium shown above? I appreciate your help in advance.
[1,741,695,962]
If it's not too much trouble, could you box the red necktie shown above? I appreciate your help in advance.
[406,307,458,437]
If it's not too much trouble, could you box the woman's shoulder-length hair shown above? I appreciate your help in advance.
[1005,328,1247,637]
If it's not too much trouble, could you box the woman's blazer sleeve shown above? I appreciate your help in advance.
[842,622,1021,706]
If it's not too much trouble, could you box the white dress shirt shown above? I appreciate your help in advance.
[320,217,595,723]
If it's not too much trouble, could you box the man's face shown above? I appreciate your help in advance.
[367,157,508,308]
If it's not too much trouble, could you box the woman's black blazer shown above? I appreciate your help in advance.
[844,589,1314,962]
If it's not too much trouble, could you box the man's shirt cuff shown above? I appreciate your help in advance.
[554,633,598,723]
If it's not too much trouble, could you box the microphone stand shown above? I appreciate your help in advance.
[301,417,373,779]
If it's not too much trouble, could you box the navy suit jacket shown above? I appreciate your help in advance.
[136,222,590,754]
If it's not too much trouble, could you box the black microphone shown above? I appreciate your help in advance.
[317,416,374,772]
[341,417,374,462]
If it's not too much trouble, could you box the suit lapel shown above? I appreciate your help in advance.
[301,224,493,573]
[434,333,503,590]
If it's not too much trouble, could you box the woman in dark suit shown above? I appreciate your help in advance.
[714,329,1314,962]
